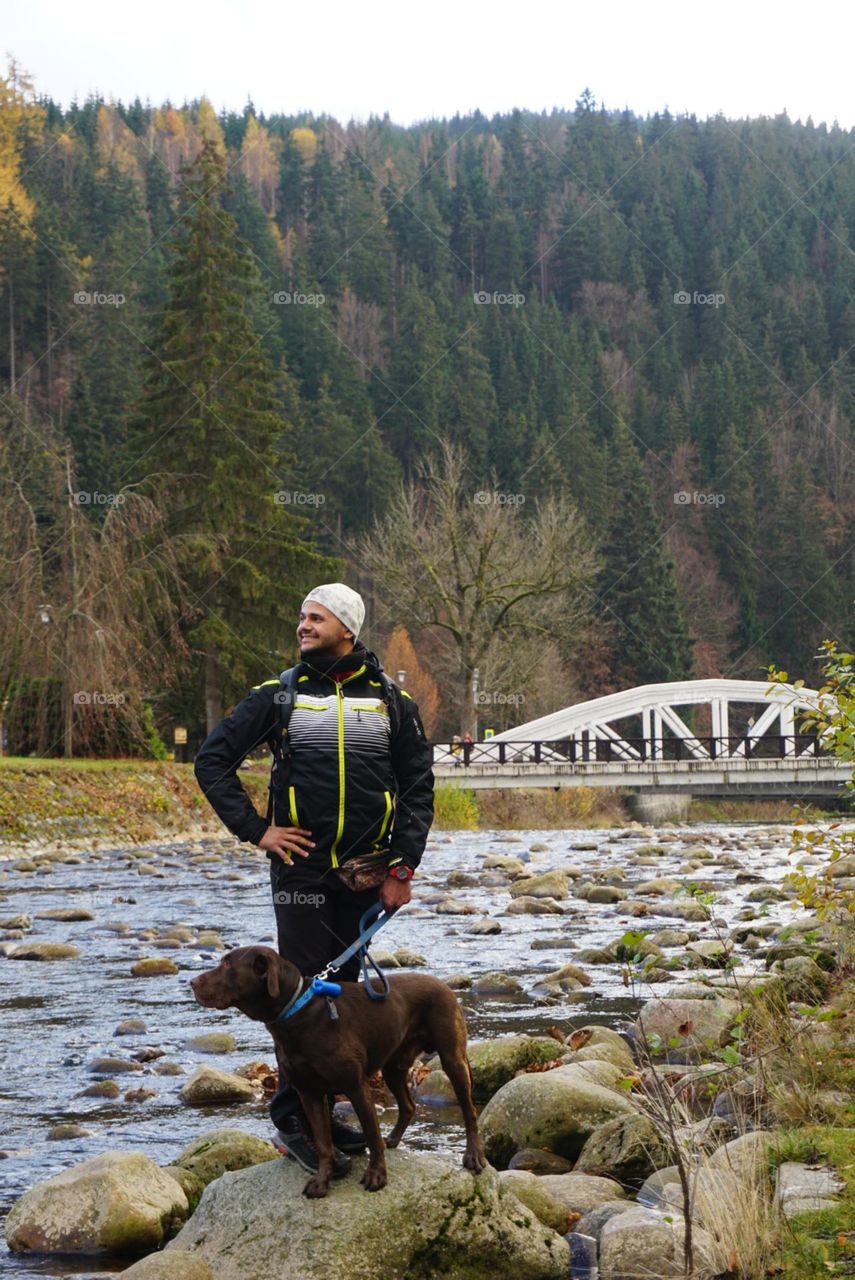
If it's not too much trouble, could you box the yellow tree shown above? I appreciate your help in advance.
[383,625,441,738]
[0,59,44,386]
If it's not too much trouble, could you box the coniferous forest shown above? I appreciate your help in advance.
[2,62,854,752]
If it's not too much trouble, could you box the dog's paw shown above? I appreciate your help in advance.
[360,1165,387,1192]
[303,1176,331,1199]
[463,1146,487,1174]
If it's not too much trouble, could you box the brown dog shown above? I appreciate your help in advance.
[190,946,487,1198]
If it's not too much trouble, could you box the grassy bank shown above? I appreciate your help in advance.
[0,757,270,849]
[0,758,821,851]
[433,783,817,830]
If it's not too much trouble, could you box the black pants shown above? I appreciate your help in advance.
[268,857,381,1127]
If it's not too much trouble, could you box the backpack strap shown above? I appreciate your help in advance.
[265,665,300,826]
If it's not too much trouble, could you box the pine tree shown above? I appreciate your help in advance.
[596,420,694,686]
[131,139,332,729]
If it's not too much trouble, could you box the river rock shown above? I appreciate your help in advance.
[185,1032,236,1054]
[394,948,427,967]
[132,957,179,977]
[4,1151,188,1255]
[657,899,710,922]
[772,955,831,1001]
[88,1056,144,1075]
[479,1063,638,1167]
[574,1114,670,1185]
[508,1149,574,1174]
[598,1204,717,1279]
[161,1167,206,1212]
[536,1172,626,1213]
[173,1128,279,1186]
[483,855,527,875]
[167,1151,568,1280]
[120,1251,214,1280]
[566,1026,635,1070]
[414,1068,459,1104]
[509,871,569,900]
[9,942,81,960]
[708,1130,776,1185]
[635,996,739,1060]
[470,971,523,996]
[468,916,502,935]
[540,962,592,988]
[498,1170,577,1233]
[115,1018,148,1036]
[506,896,564,915]
[35,907,95,921]
[179,1068,256,1106]
[81,1079,121,1098]
[434,896,477,916]
[0,914,31,929]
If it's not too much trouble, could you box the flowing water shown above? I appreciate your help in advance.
[0,821,799,1277]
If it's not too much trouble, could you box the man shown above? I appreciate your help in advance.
[194,583,434,1177]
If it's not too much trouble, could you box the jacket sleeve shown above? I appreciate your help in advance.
[193,681,279,845]
[388,691,434,872]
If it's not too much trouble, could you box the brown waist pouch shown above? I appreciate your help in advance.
[335,851,389,891]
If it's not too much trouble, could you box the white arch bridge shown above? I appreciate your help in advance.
[432,680,850,819]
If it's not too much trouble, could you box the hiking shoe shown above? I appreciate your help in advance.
[273,1118,351,1178]
[330,1116,368,1153]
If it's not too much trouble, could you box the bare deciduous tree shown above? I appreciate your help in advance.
[355,440,599,736]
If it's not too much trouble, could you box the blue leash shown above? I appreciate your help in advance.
[275,902,398,1022]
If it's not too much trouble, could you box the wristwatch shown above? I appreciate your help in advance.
[387,864,414,881]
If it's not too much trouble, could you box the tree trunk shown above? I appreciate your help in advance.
[460,664,479,739]
[205,646,223,735]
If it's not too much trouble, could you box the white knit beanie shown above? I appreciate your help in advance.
[301,583,365,639]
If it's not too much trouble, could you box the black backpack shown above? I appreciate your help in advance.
[265,665,404,825]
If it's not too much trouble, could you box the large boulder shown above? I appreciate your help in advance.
[598,1204,718,1279]
[479,1064,638,1168]
[635,996,739,1061]
[172,1127,279,1186]
[535,1173,625,1214]
[574,1114,671,1186]
[498,1170,578,1233]
[5,1152,188,1255]
[167,1151,568,1280]
[423,1035,569,1103]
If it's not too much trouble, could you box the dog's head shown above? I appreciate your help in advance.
[190,946,299,1021]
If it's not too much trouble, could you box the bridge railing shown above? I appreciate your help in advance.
[433,734,825,767]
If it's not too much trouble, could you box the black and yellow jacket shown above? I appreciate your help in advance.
[193,644,434,873]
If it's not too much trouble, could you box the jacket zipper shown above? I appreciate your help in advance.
[377,790,393,842]
[329,665,367,869]
[288,785,299,827]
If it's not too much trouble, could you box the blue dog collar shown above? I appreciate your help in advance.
[275,976,342,1023]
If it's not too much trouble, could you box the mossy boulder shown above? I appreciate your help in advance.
[498,1169,577,1233]
[167,1151,568,1280]
[179,1068,256,1106]
[5,1151,188,1255]
[479,1064,638,1167]
[172,1128,278,1186]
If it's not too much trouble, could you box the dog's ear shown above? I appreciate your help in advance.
[252,950,281,999]
[266,955,281,1000]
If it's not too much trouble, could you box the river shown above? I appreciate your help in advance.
[0,820,797,1277]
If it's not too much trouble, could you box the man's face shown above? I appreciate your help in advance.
[296,602,353,656]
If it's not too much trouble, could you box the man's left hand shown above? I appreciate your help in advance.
[380,876,412,911]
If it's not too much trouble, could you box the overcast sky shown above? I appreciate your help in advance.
[8,0,855,129]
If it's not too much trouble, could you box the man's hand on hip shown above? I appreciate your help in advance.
[258,825,315,864]
[380,876,412,910]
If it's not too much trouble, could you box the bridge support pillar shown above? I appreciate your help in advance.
[628,791,690,823]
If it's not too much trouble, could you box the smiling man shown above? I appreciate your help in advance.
[193,583,434,1176]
